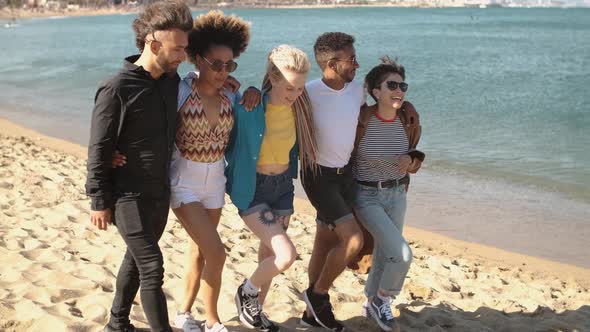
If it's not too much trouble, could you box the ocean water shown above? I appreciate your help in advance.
[0,7,589,203]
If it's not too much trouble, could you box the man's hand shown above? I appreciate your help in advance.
[224,75,241,93]
[240,87,261,111]
[394,155,412,174]
[91,209,112,231]
[401,101,420,128]
[111,150,126,168]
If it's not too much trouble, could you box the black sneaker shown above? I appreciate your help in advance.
[299,311,321,328]
[103,323,136,332]
[302,287,344,331]
[235,281,262,328]
[367,297,399,332]
[259,312,280,332]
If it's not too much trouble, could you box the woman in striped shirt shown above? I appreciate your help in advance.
[352,57,425,332]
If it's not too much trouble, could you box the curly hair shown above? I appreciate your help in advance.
[132,0,193,51]
[365,56,406,102]
[186,10,250,64]
[313,32,355,69]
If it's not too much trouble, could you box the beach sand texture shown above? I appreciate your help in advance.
[1,121,589,331]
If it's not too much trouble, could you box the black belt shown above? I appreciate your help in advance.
[318,164,351,175]
[356,175,409,189]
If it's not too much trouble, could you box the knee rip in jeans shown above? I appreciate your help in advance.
[387,245,413,265]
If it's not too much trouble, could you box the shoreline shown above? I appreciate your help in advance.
[2,116,589,288]
[2,4,587,20]
[1,115,589,330]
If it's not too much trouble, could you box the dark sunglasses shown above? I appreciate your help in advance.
[202,56,238,73]
[332,56,357,63]
[385,80,408,92]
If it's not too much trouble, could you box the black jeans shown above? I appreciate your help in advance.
[108,193,171,332]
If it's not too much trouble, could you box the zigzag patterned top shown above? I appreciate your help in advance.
[176,80,234,163]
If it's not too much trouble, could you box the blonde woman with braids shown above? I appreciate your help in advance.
[225,45,317,332]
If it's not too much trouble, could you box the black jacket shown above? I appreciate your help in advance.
[86,55,179,210]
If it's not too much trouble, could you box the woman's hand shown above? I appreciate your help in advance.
[224,75,241,93]
[240,87,261,111]
[111,150,126,168]
[394,155,412,174]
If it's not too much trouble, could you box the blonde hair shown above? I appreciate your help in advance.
[262,45,318,176]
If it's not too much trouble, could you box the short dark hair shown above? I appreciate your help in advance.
[132,0,193,51]
[313,32,355,69]
[365,56,406,102]
[186,10,250,64]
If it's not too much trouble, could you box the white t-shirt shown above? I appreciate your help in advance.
[306,79,366,168]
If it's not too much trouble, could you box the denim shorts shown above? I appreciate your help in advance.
[301,164,356,229]
[239,170,295,217]
[169,151,226,210]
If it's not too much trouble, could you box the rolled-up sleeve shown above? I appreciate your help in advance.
[85,85,122,211]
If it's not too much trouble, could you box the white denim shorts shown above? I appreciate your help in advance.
[169,150,226,210]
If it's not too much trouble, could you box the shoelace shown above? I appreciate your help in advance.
[378,299,394,321]
[243,293,261,317]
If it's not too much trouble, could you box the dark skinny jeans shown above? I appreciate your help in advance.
[107,193,171,332]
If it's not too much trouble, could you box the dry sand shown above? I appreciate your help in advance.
[1,117,589,331]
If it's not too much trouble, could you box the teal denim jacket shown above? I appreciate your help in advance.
[225,94,299,211]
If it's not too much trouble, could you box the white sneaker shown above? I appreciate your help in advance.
[203,322,228,332]
[174,312,201,332]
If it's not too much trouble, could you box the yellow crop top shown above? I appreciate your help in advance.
[257,103,296,166]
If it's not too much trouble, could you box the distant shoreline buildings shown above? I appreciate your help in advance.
[2,0,589,12]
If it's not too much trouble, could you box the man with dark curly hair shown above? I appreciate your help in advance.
[299,32,419,331]
[85,1,192,331]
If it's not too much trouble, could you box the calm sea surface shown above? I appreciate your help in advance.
[1,7,589,202]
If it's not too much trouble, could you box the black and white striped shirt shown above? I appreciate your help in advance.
[353,113,409,182]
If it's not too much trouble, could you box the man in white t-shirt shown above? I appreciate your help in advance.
[300,32,418,331]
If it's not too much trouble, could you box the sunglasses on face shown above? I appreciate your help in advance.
[202,56,238,73]
[385,80,408,92]
[331,56,357,64]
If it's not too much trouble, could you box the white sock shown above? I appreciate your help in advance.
[243,279,259,296]
[377,292,391,303]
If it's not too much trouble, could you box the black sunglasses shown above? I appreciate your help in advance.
[330,56,357,64]
[386,80,408,92]
[202,56,238,73]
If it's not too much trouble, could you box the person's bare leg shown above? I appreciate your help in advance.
[258,216,291,305]
[313,218,363,294]
[174,203,225,326]
[177,239,204,313]
[242,210,296,290]
[307,223,339,288]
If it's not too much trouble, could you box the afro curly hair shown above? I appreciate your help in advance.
[186,10,250,64]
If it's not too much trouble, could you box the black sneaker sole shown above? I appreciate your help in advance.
[302,291,342,331]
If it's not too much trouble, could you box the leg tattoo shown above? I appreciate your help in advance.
[258,207,277,226]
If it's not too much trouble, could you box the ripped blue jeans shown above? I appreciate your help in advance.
[354,182,412,297]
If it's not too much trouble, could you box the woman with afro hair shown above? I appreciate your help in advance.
[170,10,253,332]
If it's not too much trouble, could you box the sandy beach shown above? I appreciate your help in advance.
[1,116,589,332]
